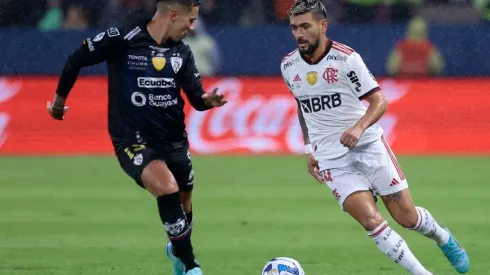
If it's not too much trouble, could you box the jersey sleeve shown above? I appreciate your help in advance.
[79,27,124,64]
[280,62,293,94]
[55,27,124,98]
[345,52,380,101]
[179,48,211,111]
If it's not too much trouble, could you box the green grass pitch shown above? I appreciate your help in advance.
[0,156,489,275]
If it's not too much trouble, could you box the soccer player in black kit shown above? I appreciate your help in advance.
[46,1,226,274]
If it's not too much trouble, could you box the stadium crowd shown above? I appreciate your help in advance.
[0,0,488,30]
[0,0,487,77]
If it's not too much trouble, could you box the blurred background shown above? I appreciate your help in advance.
[1,1,490,274]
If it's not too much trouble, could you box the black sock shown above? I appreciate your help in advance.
[172,208,193,255]
[157,193,199,271]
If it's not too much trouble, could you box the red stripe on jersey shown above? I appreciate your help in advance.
[282,49,298,62]
[334,44,354,55]
[332,45,353,56]
[332,42,354,55]
[333,41,354,53]
[369,223,389,238]
[381,136,406,180]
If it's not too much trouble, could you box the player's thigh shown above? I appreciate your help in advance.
[116,144,178,196]
[320,168,383,231]
[367,137,418,227]
[116,143,158,187]
[320,168,370,207]
[140,160,179,197]
[368,137,409,198]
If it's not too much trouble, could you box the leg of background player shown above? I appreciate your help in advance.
[343,191,432,275]
[141,160,199,273]
[382,189,469,274]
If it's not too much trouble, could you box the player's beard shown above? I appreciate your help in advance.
[297,38,320,56]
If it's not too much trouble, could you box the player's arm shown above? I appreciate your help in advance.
[341,52,387,149]
[295,96,323,183]
[355,90,387,131]
[296,99,311,146]
[48,28,123,120]
[180,49,226,111]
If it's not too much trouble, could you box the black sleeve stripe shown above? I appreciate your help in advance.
[359,87,381,101]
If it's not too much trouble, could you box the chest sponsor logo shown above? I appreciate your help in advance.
[128,55,147,61]
[326,55,347,62]
[131,92,178,108]
[127,55,148,70]
[283,56,299,70]
[137,77,176,88]
[299,93,342,113]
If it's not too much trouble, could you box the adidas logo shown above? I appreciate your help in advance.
[390,178,400,186]
[293,74,302,82]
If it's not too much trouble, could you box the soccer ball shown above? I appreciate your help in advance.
[261,257,305,275]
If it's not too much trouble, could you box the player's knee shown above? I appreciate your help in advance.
[141,160,179,197]
[359,212,384,232]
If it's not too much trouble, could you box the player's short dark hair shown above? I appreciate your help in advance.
[157,0,201,11]
[288,0,328,20]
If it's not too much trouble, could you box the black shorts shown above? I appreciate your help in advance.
[115,143,194,192]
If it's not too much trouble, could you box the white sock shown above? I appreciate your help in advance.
[413,207,450,246]
[369,221,432,275]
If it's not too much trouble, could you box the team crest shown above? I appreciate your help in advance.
[171,57,183,74]
[306,71,318,85]
[152,54,166,71]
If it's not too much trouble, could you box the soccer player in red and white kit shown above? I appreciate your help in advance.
[280,1,469,274]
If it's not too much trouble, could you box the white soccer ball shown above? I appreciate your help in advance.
[261,257,306,275]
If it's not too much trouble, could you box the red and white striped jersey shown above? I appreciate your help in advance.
[280,40,383,165]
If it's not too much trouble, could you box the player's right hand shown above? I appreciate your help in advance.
[47,101,69,120]
[306,153,323,184]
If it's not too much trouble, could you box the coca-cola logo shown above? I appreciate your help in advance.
[187,78,301,153]
[186,78,410,154]
[0,78,21,148]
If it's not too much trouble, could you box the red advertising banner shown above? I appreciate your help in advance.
[0,76,489,155]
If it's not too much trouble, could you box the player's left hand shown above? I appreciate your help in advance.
[47,100,69,120]
[340,124,365,150]
[202,88,228,108]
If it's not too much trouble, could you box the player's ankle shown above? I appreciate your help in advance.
[183,260,200,272]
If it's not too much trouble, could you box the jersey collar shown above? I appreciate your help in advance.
[300,39,332,65]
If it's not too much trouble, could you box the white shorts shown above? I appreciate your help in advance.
[319,136,408,209]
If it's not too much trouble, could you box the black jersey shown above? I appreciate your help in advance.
[55,19,211,152]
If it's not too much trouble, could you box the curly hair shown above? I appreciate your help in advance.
[288,0,328,19]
